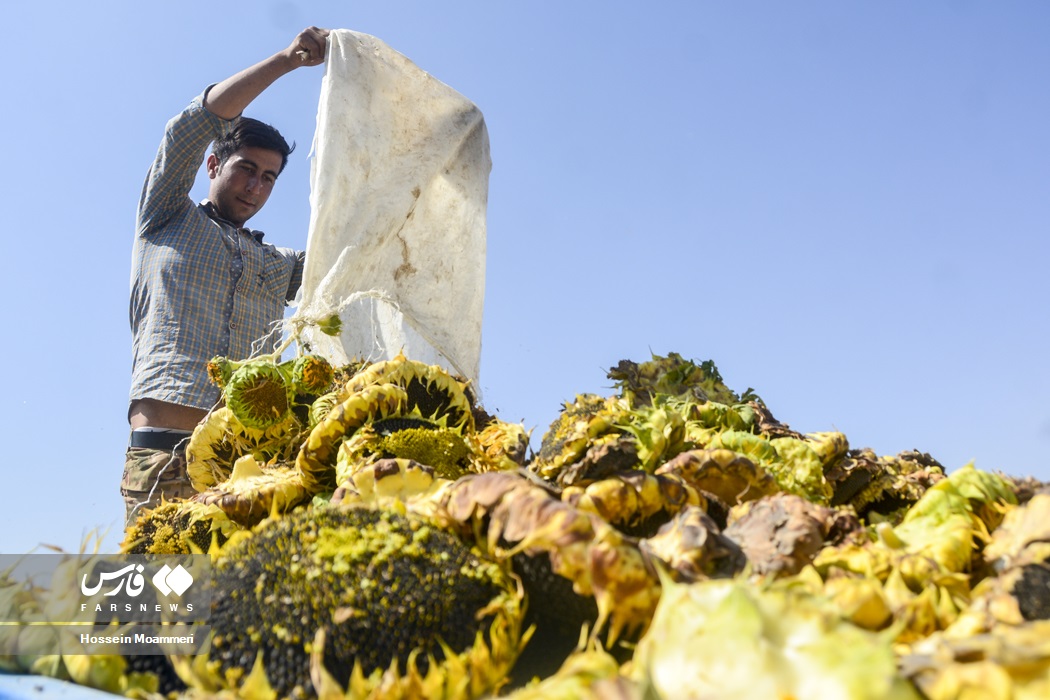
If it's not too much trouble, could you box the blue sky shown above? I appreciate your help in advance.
[1,1,1047,556]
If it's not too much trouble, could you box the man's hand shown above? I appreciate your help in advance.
[286,26,331,68]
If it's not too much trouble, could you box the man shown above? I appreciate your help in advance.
[124,27,330,522]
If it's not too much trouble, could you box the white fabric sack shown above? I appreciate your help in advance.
[292,30,490,385]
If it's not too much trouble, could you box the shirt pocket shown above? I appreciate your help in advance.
[256,248,293,304]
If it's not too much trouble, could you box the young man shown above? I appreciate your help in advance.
[124,27,330,522]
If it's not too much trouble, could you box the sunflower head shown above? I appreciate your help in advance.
[120,500,228,555]
[608,352,757,408]
[291,354,335,395]
[344,354,476,432]
[370,422,473,479]
[194,458,309,528]
[307,389,342,429]
[206,356,234,389]
[224,361,293,430]
[533,394,628,481]
[174,506,524,699]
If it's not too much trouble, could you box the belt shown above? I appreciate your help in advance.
[129,430,192,451]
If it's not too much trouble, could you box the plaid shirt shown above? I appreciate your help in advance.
[129,90,305,410]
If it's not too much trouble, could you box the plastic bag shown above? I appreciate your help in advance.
[292,30,490,385]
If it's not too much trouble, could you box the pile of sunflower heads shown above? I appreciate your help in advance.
[4,350,1050,700]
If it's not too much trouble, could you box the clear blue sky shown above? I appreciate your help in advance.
[1,1,1046,556]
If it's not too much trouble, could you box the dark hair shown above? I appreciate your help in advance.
[212,117,295,174]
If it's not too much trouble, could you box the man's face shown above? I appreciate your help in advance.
[206,147,283,227]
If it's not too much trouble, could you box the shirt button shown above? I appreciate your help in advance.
[229,321,237,330]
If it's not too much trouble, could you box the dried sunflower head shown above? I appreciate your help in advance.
[225,360,294,430]
[614,400,689,473]
[639,505,746,582]
[900,620,1050,700]
[533,394,628,481]
[298,355,483,495]
[339,421,474,481]
[705,431,833,505]
[655,448,778,507]
[984,492,1050,573]
[435,472,662,646]
[291,354,335,395]
[120,500,231,555]
[343,352,476,433]
[828,448,947,522]
[193,456,310,528]
[331,458,451,521]
[307,389,341,429]
[561,469,703,538]
[186,407,303,492]
[722,493,862,578]
[174,505,524,700]
[607,352,755,408]
[629,576,917,700]
[297,383,409,495]
[473,419,531,473]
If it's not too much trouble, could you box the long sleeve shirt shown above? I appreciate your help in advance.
[129,90,305,410]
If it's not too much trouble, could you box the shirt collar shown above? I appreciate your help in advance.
[200,200,266,243]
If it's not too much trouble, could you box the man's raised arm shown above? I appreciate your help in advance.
[204,26,330,120]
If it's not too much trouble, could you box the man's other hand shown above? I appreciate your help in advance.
[287,26,331,68]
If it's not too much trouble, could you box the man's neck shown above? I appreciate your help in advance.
[201,200,265,241]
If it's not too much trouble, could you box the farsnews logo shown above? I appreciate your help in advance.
[80,563,194,598]
[80,563,146,597]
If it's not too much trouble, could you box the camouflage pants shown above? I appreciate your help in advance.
[121,446,197,524]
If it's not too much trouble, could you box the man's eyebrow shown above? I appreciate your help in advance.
[237,157,280,179]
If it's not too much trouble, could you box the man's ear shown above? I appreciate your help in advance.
[206,153,221,179]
